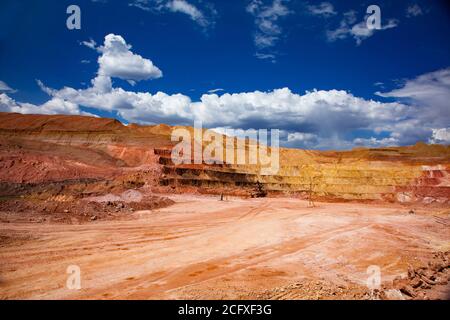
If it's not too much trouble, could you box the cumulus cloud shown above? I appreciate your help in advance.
[48,74,448,148]
[190,88,424,149]
[0,93,84,116]
[327,10,398,45]
[96,34,162,83]
[129,0,214,29]
[45,84,193,125]
[14,79,448,149]
[32,34,191,125]
[191,88,407,130]
[306,2,336,18]
[0,80,17,93]
[247,0,291,61]
[429,128,450,144]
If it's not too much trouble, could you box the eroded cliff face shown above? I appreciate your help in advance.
[0,112,169,183]
[0,112,449,205]
[157,145,450,204]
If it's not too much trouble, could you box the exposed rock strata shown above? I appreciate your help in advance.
[0,112,449,204]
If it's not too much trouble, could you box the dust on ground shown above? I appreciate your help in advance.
[0,195,448,300]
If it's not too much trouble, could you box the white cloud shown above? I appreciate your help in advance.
[306,2,336,18]
[207,88,224,94]
[129,0,151,11]
[34,34,188,124]
[286,132,318,148]
[373,81,384,88]
[351,19,398,45]
[0,80,17,93]
[191,88,409,137]
[96,34,162,83]
[166,0,208,27]
[37,80,193,125]
[353,136,398,148]
[0,93,84,116]
[247,0,291,61]
[129,0,214,29]
[376,67,450,128]
[287,132,317,142]
[429,128,450,144]
[327,10,398,45]
[406,4,423,18]
[80,39,98,51]
[326,10,354,41]
[15,77,449,149]
[254,52,276,62]
[40,71,419,149]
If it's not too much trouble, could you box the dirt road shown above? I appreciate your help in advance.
[1,195,449,299]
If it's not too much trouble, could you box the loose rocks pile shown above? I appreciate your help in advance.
[0,195,174,224]
[380,251,450,300]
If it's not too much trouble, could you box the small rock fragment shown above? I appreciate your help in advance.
[407,265,415,279]
[382,289,405,300]
[410,277,423,289]
[400,285,416,298]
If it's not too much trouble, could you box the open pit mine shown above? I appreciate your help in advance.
[0,112,449,300]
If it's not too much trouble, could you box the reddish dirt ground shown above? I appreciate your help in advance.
[0,195,448,300]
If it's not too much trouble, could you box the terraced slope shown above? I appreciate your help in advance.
[157,144,450,203]
[0,112,449,204]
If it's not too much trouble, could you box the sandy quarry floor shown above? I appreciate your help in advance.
[0,195,449,300]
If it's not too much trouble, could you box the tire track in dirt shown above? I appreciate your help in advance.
[1,196,448,299]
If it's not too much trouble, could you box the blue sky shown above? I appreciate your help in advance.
[0,0,449,150]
